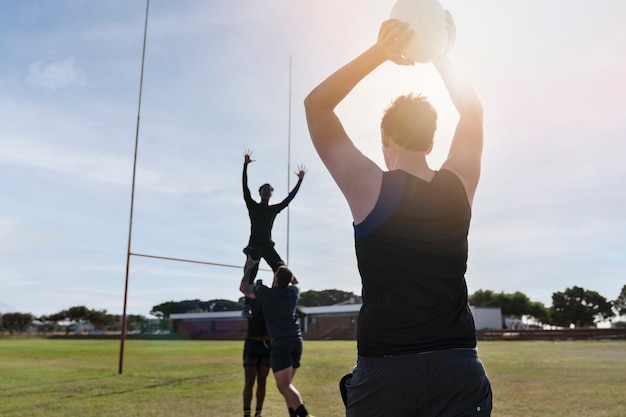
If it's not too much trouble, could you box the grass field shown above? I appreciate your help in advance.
[0,339,625,417]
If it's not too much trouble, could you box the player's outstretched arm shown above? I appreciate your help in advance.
[304,19,413,224]
[436,13,483,205]
[242,149,254,202]
[276,165,307,209]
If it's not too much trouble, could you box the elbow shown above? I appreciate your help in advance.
[304,95,317,123]
[304,88,328,114]
[303,95,319,135]
[459,100,483,121]
[466,93,484,117]
[474,99,484,118]
[303,90,316,111]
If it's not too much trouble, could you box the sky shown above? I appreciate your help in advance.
[1,0,625,318]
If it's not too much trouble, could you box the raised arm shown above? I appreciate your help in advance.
[242,150,254,204]
[436,14,484,205]
[304,20,414,224]
[275,165,307,210]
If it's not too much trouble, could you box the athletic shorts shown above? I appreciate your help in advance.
[345,348,492,417]
[243,338,270,368]
[269,336,302,373]
[243,244,283,271]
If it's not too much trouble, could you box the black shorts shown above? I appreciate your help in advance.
[346,348,492,417]
[243,244,283,271]
[243,338,270,368]
[270,336,302,373]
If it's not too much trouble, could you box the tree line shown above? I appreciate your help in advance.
[2,285,625,333]
[0,306,155,334]
[145,286,626,328]
[469,285,626,328]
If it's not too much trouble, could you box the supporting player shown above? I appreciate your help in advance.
[240,266,314,417]
[242,279,271,417]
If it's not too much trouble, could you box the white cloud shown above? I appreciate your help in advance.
[26,58,86,91]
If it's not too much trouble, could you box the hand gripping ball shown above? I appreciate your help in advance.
[390,0,449,63]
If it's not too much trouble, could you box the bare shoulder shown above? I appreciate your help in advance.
[322,142,383,224]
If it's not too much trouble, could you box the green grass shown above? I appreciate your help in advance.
[0,339,624,416]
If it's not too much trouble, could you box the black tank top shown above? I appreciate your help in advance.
[354,169,477,357]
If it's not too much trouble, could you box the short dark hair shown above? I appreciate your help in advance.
[275,266,293,288]
[259,183,274,193]
[380,93,437,151]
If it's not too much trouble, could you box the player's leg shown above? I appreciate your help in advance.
[263,245,285,272]
[243,366,258,416]
[253,340,271,417]
[254,363,270,417]
[288,338,311,417]
[243,246,262,283]
[243,339,259,417]
[273,366,304,413]
[242,246,261,318]
[271,337,312,417]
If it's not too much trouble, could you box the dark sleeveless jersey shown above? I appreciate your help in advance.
[353,169,477,357]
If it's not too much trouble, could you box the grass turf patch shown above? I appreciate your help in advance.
[0,339,624,416]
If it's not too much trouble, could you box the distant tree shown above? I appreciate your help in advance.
[86,309,117,330]
[150,299,243,319]
[469,289,548,322]
[613,284,626,317]
[38,312,66,332]
[469,289,500,308]
[126,314,148,332]
[36,315,63,333]
[528,301,550,323]
[150,301,178,320]
[66,306,91,322]
[42,307,128,332]
[178,300,206,313]
[1,312,34,332]
[498,291,534,317]
[298,289,360,307]
[43,311,68,323]
[549,286,614,327]
[109,314,148,332]
[206,299,243,312]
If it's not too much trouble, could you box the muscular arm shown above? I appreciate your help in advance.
[304,20,413,224]
[435,57,484,206]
